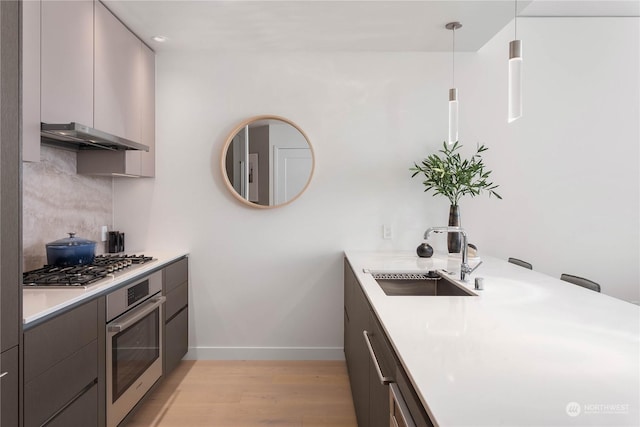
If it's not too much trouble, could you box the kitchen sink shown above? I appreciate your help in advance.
[372,272,476,296]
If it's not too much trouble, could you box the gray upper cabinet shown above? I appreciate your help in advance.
[41,0,94,126]
[24,0,95,163]
[139,43,156,177]
[23,0,156,176]
[94,0,141,143]
[77,1,155,178]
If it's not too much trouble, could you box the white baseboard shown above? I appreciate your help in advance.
[184,346,345,361]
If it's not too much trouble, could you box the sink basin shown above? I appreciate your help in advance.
[374,274,476,297]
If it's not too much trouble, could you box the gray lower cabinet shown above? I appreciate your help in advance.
[165,307,188,374]
[368,313,396,426]
[344,259,374,426]
[163,257,189,375]
[23,299,103,427]
[18,259,188,427]
[1,346,19,427]
[344,258,433,427]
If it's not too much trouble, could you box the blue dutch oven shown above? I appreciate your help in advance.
[46,233,96,266]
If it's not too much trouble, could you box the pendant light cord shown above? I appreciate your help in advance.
[514,0,518,39]
[452,26,456,87]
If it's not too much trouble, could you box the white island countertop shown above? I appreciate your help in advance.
[23,251,188,327]
[345,251,639,426]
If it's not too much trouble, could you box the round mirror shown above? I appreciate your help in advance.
[221,115,315,208]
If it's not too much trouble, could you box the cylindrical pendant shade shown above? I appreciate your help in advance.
[448,88,458,144]
[508,39,522,123]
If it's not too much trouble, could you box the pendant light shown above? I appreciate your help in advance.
[446,22,462,145]
[508,0,522,122]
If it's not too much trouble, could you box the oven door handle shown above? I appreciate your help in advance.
[107,296,166,333]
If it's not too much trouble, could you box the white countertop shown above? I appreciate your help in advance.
[345,251,640,426]
[23,251,188,326]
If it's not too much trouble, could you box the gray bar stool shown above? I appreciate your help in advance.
[560,274,601,293]
[508,257,532,270]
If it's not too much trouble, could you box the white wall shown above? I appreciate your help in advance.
[461,18,639,303]
[114,51,459,359]
[114,17,639,360]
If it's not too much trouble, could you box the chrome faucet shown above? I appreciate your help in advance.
[423,226,482,281]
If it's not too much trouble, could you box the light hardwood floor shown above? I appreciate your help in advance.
[126,360,358,427]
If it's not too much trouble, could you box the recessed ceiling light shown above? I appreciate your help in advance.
[152,35,168,43]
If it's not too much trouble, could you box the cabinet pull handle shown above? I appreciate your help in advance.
[0,372,8,379]
[363,330,392,385]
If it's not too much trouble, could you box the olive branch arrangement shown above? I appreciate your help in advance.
[410,141,502,205]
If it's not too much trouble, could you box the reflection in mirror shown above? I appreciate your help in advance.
[221,116,315,208]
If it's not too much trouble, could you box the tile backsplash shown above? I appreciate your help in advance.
[23,146,113,271]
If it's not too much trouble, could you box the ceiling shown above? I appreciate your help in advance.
[102,0,640,53]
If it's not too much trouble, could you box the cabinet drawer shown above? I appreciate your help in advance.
[164,258,188,294]
[24,299,97,382]
[46,382,98,427]
[164,307,188,375]
[25,340,98,427]
[396,365,434,427]
[1,346,19,427]
[165,281,188,321]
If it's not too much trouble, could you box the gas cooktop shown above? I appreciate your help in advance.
[23,254,155,289]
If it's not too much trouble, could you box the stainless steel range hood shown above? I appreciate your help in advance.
[40,122,149,151]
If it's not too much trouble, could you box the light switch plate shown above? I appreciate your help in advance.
[101,225,108,242]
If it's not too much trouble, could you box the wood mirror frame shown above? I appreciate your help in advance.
[220,115,315,209]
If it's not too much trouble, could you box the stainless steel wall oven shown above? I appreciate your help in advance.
[106,270,164,427]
